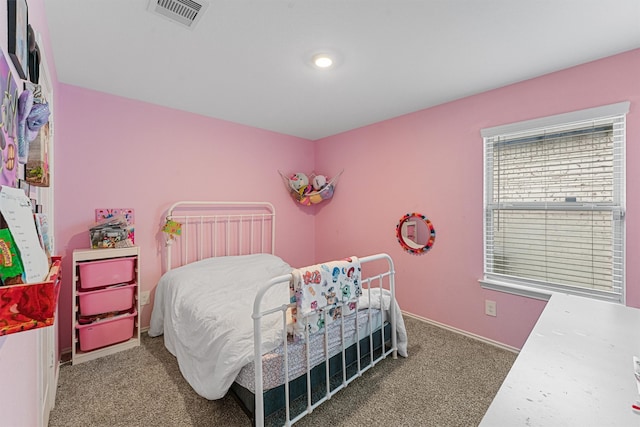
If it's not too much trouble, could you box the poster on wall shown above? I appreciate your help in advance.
[0,48,20,188]
[16,81,50,171]
[7,0,28,80]
[24,121,49,186]
[24,82,49,187]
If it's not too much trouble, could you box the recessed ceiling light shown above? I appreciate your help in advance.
[312,54,334,69]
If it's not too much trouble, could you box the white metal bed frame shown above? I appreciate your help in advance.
[164,201,277,272]
[253,254,397,426]
[163,201,398,426]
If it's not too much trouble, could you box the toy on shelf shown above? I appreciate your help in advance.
[94,208,135,247]
[279,170,343,206]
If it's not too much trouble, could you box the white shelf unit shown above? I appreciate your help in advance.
[71,247,140,365]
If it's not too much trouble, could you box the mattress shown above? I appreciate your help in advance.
[235,308,383,392]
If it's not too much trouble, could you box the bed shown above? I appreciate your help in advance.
[149,201,407,426]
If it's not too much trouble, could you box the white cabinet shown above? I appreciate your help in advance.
[72,247,140,365]
[0,313,59,427]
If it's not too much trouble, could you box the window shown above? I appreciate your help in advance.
[481,102,629,303]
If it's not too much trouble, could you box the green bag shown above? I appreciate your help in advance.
[0,228,24,285]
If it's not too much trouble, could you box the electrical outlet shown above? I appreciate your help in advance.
[140,290,150,306]
[485,300,497,317]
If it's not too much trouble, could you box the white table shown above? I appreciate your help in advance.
[480,293,640,426]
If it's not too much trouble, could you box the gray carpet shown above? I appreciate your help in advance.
[49,316,516,427]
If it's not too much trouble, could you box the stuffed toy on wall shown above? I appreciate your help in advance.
[16,89,50,164]
[312,174,327,190]
[288,172,309,194]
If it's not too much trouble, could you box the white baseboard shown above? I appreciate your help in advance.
[402,311,520,354]
[61,317,516,366]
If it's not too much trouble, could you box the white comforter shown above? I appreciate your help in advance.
[148,254,292,400]
[359,288,408,357]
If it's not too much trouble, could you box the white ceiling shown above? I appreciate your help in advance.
[44,0,640,140]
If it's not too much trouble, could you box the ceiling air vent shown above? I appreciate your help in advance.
[147,0,209,29]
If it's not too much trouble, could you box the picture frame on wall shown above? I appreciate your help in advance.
[24,121,50,187]
[0,47,20,188]
[7,0,28,80]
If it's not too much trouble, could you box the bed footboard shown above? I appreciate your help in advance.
[231,321,391,424]
[252,253,397,426]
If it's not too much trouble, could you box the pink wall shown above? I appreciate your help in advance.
[315,49,640,349]
[54,86,316,351]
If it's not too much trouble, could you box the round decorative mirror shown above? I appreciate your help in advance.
[396,213,435,255]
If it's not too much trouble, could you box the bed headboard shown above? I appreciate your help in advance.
[163,201,276,271]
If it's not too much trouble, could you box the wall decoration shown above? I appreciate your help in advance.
[0,48,20,188]
[24,120,49,186]
[18,81,50,171]
[23,39,52,188]
[396,212,436,255]
[27,24,40,84]
[7,0,28,80]
[279,170,343,206]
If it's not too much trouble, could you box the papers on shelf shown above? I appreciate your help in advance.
[0,186,49,283]
[89,214,134,248]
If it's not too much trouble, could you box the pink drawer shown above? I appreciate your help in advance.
[78,283,136,316]
[78,257,135,290]
[76,310,136,352]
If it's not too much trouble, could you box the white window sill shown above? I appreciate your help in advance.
[478,278,553,301]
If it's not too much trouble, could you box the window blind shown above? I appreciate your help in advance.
[483,106,626,303]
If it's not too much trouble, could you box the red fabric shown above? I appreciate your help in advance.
[0,259,60,336]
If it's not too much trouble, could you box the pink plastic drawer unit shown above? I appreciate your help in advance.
[78,283,136,316]
[78,256,136,290]
[76,310,137,352]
